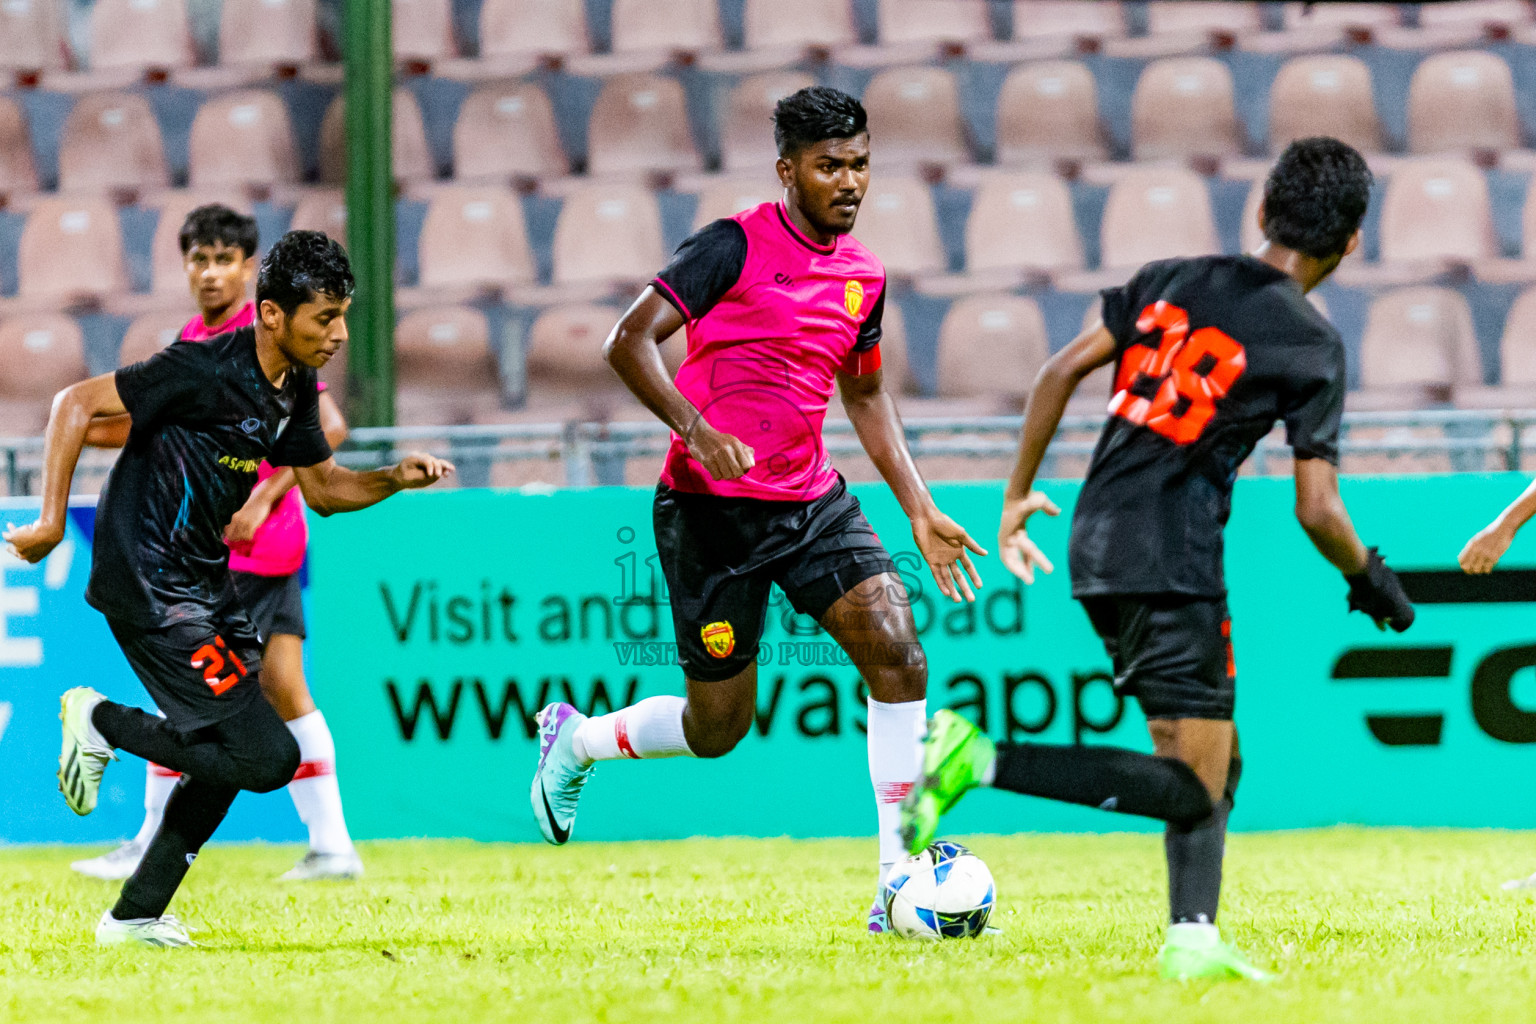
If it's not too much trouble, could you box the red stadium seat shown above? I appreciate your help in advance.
[936,294,1049,410]
[1407,51,1521,154]
[585,73,701,178]
[1355,287,1481,409]
[1131,57,1241,161]
[187,90,300,189]
[965,171,1083,275]
[0,0,67,73]
[89,0,194,73]
[721,72,814,174]
[879,0,993,45]
[0,314,89,434]
[17,197,127,304]
[416,186,536,290]
[850,175,944,277]
[118,309,190,366]
[1379,158,1497,266]
[0,97,39,200]
[58,92,169,195]
[1099,166,1218,270]
[691,177,781,230]
[611,0,722,52]
[319,89,434,185]
[219,0,319,69]
[862,66,969,168]
[551,184,666,285]
[743,0,857,49]
[393,0,457,62]
[479,0,589,60]
[148,192,254,297]
[453,82,567,183]
[1011,1,1124,40]
[1268,54,1383,154]
[289,190,348,246]
[995,60,1108,165]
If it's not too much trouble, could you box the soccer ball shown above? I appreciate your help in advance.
[883,840,995,940]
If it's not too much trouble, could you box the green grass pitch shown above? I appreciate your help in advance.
[4,830,1536,1023]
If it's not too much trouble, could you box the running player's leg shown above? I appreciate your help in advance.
[70,757,180,879]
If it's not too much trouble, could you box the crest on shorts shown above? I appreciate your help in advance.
[844,279,864,318]
[701,621,735,659]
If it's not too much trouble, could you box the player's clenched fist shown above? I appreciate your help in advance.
[391,453,456,490]
[1460,523,1514,575]
[3,520,64,564]
[685,419,755,481]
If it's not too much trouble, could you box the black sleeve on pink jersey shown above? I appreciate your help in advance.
[851,284,885,352]
[653,219,748,321]
[1281,329,1345,465]
[114,340,217,429]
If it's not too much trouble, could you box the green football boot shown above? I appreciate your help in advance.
[899,710,996,854]
[1158,925,1272,982]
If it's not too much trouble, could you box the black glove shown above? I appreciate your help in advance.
[1345,547,1415,633]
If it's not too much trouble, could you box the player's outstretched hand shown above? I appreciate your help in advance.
[912,510,987,603]
[1459,522,1513,575]
[1345,547,1415,633]
[391,453,456,490]
[3,519,63,565]
[686,420,755,482]
[998,491,1060,584]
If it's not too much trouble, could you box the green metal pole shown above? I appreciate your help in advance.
[343,0,395,427]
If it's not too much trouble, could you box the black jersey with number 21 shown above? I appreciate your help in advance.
[1069,255,1346,599]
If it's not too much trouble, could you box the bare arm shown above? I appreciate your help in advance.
[1460,475,1536,574]
[84,414,132,448]
[603,287,754,481]
[1293,457,1369,574]
[4,374,128,562]
[225,391,351,545]
[997,324,1119,582]
[839,368,985,602]
[291,451,454,517]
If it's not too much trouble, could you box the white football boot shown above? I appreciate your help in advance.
[58,687,117,815]
[71,840,146,880]
[280,850,365,881]
[95,910,196,948]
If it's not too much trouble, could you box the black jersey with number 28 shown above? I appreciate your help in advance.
[1069,255,1346,599]
[86,327,333,629]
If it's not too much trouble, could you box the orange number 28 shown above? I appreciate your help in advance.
[1108,300,1247,445]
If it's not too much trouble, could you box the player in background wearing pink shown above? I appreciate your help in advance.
[71,206,363,882]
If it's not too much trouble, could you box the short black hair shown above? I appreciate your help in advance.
[178,204,258,258]
[1261,137,1373,260]
[773,85,868,158]
[256,230,355,317]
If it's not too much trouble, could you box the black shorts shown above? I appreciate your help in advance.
[1080,594,1235,721]
[108,604,265,731]
[654,475,896,681]
[232,570,306,641]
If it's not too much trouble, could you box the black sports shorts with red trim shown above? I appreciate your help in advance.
[653,475,896,682]
[1080,594,1236,720]
[107,600,265,732]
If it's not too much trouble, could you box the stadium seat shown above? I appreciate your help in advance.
[878,0,993,45]
[218,0,319,70]
[1459,286,1536,406]
[57,92,169,195]
[1407,51,1521,154]
[0,97,39,200]
[743,0,858,50]
[1417,0,1534,27]
[452,82,566,184]
[1011,1,1124,40]
[1098,166,1218,271]
[862,67,969,168]
[416,186,535,291]
[148,192,254,296]
[527,303,621,386]
[994,60,1108,166]
[187,90,300,189]
[394,304,500,424]
[721,72,815,174]
[118,309,191,366]
[1378,158,1497,266]
[965,172,1083,275]
[691,177,781,230]
[1131,57,1241,162]
[89,0,194,73]
[850,176,944,277]
[479,0,589,61]
[392,0,457,62]
[289,190,348,246]
[0,314,88,434]
[551,183,666,286]
[1144,1,1264,37]
[585,73,701,178]
[611,0,722,53]
[319,89,434,185]
[935,293,1049,410]
[1268,55,1383,155]
[1355,286,1481,409]
[0,0,67,73]
[16,197,127,305]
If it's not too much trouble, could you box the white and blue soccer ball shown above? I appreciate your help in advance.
[883,840,995,940]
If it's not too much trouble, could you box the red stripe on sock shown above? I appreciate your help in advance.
[292,760,334,781]
[875,782,913,804]
[614,715,639,759]
[148,764,182,778]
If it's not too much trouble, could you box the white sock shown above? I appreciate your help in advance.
[868,697,926,890]
[572,696,693,763]
[133,763,180,846]
[285,710,355,856]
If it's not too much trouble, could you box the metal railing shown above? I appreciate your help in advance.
[2,409,1532,497]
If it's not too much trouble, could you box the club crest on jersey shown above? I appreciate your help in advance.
[701,621,735,659]
[239,417,261,434]
[844,280,864,318]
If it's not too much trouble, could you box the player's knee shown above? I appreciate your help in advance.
[244,729,300,793]
[1161,757,1217,829]
[686,703,754,759]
